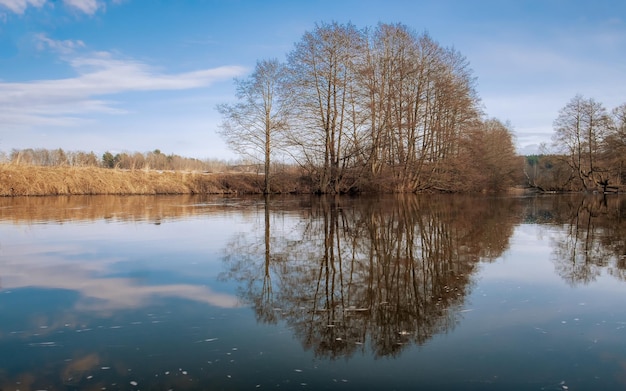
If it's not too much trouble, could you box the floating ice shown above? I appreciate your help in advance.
[28,342,59,347]
[130,381,138,386]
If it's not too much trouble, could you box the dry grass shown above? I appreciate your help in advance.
[0,164,306,196]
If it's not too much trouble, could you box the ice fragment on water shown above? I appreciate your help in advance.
[130,381,138,386]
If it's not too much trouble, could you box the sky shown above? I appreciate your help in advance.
[0,0,624,160]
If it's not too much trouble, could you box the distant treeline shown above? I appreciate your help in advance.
[2,148,241,173]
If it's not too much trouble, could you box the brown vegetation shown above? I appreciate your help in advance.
[0,164,307,196]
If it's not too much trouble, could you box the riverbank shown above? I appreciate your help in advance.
[0,164,305,196]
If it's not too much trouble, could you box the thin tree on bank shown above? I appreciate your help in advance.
[217,59,289,194]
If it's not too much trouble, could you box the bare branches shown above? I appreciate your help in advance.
[217,59,290,193]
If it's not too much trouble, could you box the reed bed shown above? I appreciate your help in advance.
[0,164,296,196]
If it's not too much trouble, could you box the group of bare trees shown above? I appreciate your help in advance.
[218,22,520,194]
[526,96,626,192]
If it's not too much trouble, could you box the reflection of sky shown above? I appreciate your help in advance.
[0,217,250,311]
[425,223,626,389]
[479,224,625,291]
[478,224,561,284]
[468,222,626,342]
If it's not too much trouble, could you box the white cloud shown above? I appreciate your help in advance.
[0,49,246,128]
[0,0,45,14]
[63,0,100,15]
[1,250,240,311]
[0,0,122,15]
[35,33,85,54]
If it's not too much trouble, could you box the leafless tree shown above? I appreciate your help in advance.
[285,22,365,194]
[356,24,481,192]
[603,103,626,188]
[552,95,610,191]
[456,118,521,192]
[217,59,290,193]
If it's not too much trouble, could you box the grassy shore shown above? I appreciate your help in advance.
[0,164,306,196]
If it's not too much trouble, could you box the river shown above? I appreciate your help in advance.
[0,194,625,390]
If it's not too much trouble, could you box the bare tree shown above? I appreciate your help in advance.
[552,95,610,191]
[456,118,521,192]
[603,103,626,188]
[357,24,480,192]
[285,22,365,194]
[217,59,289,193]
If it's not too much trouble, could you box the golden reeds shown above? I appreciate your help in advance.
[0,164,290,196]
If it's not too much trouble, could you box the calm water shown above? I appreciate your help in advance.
[0,194,625,390]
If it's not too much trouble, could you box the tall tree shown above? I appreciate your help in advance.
[217,59,289,193]
[603,103,626,188]
[552,95,609,190]
[357,24,480,192]
[285,22,365,194]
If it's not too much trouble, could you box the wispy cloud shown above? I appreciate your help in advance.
[0,0,116,15]
[0,38,246,128]
[63,0,100,15]
[1,248,241,311]
[35,33,86,54]
[0,0,45,14]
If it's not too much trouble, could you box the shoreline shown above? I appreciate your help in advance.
[2,164,622,197]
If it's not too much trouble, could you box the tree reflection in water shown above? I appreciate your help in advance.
[527,195,626,285]
[221,195,522,359]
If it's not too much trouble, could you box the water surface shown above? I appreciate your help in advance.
[0,194,625,390]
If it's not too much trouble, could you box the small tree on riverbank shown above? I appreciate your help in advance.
[217,59,290,194]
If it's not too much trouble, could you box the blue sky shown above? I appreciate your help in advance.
[0,0,624,160]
